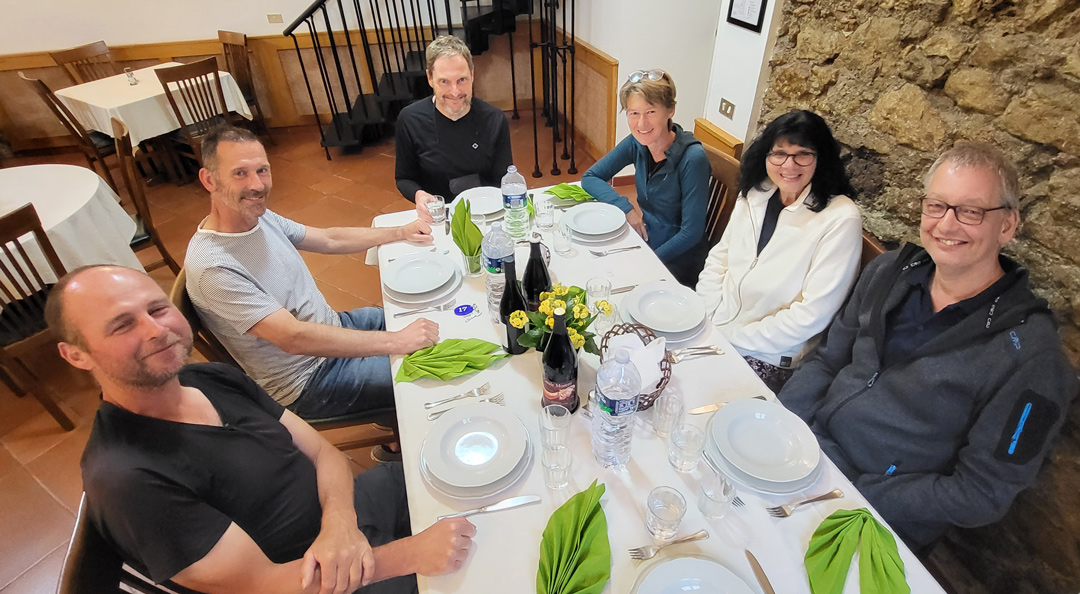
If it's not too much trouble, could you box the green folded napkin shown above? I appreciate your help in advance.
[544,183,594,202]
[450,199,483,257]
[805,508,909,594]
[394,338,506,382]
[537,480,610,594]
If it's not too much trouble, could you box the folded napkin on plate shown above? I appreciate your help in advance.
[605,333,664,393]
[537,480,610,594]
[543,183,594,202]
[805,508,909,594]
[394,338,507,382]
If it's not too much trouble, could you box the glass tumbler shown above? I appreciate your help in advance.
[646,486,686,540]
[426,195,447,224]
[534,196,555,229]
[668,424,706,472]
[539,404,572,450]
[554,221,574,255]
[586,277,611,314]
[698,471,735,520]
[542,445,573,489]
[651,394,684,438]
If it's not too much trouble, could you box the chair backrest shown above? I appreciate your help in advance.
[861,230,886,270]
[0,203,67,347]
[169,269,241,368]
[218,30,256,101]
[111,118,157,230]
[154,58,231,157]
[18,72,99,155]
[50,41,119,84]
[701,143,741,246]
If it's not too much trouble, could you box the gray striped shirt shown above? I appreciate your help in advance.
[185,210,340,405]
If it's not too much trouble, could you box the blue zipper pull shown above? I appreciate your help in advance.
[867,371,879,388]
[885,463,898,476]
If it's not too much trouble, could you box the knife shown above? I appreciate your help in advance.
[611,284,637,295]
[745,549,776,594]
[689,395,768,415]
[436,495,541,521]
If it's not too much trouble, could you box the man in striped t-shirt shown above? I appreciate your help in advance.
[185,126,439,440]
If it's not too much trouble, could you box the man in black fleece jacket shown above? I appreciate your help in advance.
[778,143,1078,549]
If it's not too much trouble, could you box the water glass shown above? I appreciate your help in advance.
[470,210,487,231]
[592,302,618,336]
[554,221,574,255]
[426,195,447,224]
[698,471,735,520]
[462,251,484,277]
[586,277,611,313]
[668,424,706,472]
[539,404,572,450]
[646,486,686,540]
[652,394,684,438]
[542,445,573,489]
[534,196,555,229]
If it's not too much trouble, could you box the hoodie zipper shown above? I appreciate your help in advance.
[715,199,758,326]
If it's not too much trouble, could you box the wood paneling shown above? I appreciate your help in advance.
[693,117,744,159]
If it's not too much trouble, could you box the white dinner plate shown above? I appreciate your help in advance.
[631,556,754,594]
[382,252,457,294]
[624,281,706,334]
[419,431,534,500]
[451,186,503,216]
[422,403,528,488]
[704,440,822,495]
[563,202,627,236]
[711,399,820,484]
[624,306,708,344]
[383,268,462,306]
[572,223,629,245]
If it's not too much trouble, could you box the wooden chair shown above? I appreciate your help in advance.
[861,230,886,269]
[154,58,236,166]
[50,41,119,84]
[111,118,181,275]
[0,203,75,430]
[701,143,741,246]
[218,30,274,144]
[18,72,119,193]
[168,270,398,451]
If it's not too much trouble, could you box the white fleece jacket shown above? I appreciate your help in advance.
[696,181,863,367]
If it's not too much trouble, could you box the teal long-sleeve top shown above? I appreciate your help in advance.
[580,123,710,263]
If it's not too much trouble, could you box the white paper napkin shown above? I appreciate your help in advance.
[606,333,665,394]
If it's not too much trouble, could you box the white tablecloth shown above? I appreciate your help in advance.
[373,202,945,594]
[54,63,253,146]
[0,164,142,285]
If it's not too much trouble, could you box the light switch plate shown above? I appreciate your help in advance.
[267,13,284,23]
[719,98,735,119]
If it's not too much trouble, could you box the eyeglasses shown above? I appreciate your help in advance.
[628,69,666,83]
[766,150,816,167]
[921,197,1008,225]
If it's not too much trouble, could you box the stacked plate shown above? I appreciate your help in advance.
[450,186,504,221]
[704,399,822,494]
[623,281,708,344]
[631,556,753,594]
[561,202,629,244]
[420,403,533,500]
[382,251,462,306]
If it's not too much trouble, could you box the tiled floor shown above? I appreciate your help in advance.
[0,113,595,593]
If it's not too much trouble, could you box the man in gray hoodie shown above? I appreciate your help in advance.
[778,142,1078,549]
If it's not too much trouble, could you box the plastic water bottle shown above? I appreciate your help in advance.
[502,165,529,240]
[591,348,642,468]
[481,222,515,323]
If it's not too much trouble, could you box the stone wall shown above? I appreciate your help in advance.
[759,1,1080,592]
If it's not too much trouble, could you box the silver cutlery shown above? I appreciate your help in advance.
[436,494,541,521]
[732,496,746,508]
[393,299,457,319]
[688,395,767,415]
[745,549,777,594]
[589,245,642,257]
[628,529,709,561]
[424,382,490,409]
[665,345,725,364]
[427,393,505,420]
[611,284,637,295]
[387,247,448,262]
[766,489,844,518]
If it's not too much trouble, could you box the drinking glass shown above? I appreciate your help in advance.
[542,445,573,489]
[698,471,735,520]
[668,424,705,472]
[592,302,618,336]
[646,486,686,540]
[534,196,555,229]
[539,404,572,450]
[462,251,484,277]
[470,210,487,232]
[586,277,611,314]
[652,394,684,438]
[426,195,447,224]
[554,221,574,255]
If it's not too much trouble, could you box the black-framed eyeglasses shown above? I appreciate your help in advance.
[921,197,1008,225]
[628,69,666,83]
[766,150,816,167]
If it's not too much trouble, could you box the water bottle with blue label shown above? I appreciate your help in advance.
[480,222,514,323]
[501,165,529,240]
[591,348,642,468]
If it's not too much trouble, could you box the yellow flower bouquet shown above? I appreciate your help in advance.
[509,283,613,355]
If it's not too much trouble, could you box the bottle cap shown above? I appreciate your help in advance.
[614,348,630,363]
[554,307,566,316]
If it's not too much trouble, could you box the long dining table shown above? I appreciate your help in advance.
[372,193,946,594]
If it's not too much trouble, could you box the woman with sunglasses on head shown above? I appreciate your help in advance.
[581,69,711,287]
[696,110,863,392]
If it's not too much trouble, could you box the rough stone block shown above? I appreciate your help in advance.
[970,30,1037,68]
[869,83,947,151]
[944,68,1011,114]
[922,29,972,62]
[1048,167,1080,222]
[1000,83,1080,155]
[796,23,846,61]
[901,47,951,86]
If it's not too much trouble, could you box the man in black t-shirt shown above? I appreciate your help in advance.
[395,35,513,223]
[46,265,475,594]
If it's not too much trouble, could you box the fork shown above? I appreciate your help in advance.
[393,299,457,319]
[766,489,844,518]
[423,382,491,409]
[733,496,746,508]
[589,245,641,257]
[387,247,447,262]
[628,529,709,561]
[665,346,725,364]
[427,393,505,420]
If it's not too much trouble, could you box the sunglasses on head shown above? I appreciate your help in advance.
[628,69,666,83]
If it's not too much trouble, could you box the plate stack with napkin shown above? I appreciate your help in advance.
[622,281,709,347]
[382,251,462,306]
[561,202,629,244]
[450,187,504,222]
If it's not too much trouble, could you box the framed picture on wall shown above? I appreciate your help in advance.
[727,0,768,33]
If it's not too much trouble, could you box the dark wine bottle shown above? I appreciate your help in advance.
[499,256,528,355]
[542,307,578,412]
[522,234,552,311]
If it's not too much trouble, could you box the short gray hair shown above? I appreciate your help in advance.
[923,142,1020,210]
[201,125,260,175]
[426,35,473,72]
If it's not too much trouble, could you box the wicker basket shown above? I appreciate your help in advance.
[598,323,672,411]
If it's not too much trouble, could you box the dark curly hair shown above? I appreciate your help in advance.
[738,110,856,213]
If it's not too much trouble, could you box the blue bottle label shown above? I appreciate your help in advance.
[595,387,638,417]
[484,255,503,274]
[503,192,526,209]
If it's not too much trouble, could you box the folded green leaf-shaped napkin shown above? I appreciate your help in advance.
[450,199,484,257]
[805,508,909,594]
[394,338,506,382]
[537,480,610,594]
[544,183,594,202]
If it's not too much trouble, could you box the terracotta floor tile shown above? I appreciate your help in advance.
[0,446,18,482]
[314,279,366,313]
[1,410,80,466]
[318,257,384,305]
[0,389,50,439]
[0,469,74,588]
[309,175,356,196]
[289,197,375,230]
[26,425,93,514]
[0,541,66,594]
[269,184,327,217]
[301,251,343,277]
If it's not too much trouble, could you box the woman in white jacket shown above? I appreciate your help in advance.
[696,110,863,391]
